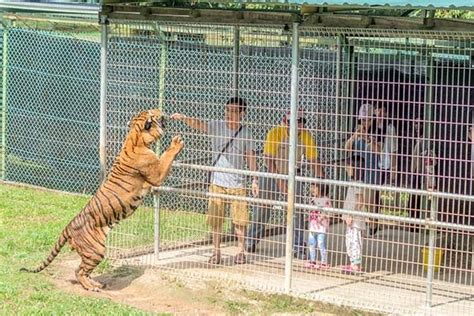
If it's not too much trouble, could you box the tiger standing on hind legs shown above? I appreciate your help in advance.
[20,109,184,292]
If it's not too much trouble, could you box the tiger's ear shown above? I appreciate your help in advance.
[127,115,136,128]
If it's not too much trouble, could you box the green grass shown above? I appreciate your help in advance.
[0,183,379,315]
[110,206,211,251]
[234,290,378,316]
[0,184,152,315]
[0,183,232,314]
[110,202,231,253]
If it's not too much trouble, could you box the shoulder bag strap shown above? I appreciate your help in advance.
[210,124,243,167]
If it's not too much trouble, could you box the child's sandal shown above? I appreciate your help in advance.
[341,265,362,274]
[316,263,330,270]
[305,261,317,269]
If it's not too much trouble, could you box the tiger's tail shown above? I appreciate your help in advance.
[20,229,69,273]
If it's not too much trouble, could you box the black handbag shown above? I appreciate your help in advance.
[207,125,243,185]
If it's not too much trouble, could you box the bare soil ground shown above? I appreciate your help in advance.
[51,255,230,315]
[48,254,351,315]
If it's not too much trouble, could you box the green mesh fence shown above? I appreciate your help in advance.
[3,27,101,193]
[1,27,4,180]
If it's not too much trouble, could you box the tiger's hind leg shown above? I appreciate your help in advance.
[76,256,105,291]
[75,262,97,291]
[74,229,107,291]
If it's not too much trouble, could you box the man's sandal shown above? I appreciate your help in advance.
[208,250,221,264]
[234,252,247,264]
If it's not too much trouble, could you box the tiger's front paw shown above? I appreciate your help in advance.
[169,135,184,154]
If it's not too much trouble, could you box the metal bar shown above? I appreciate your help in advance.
[334,35,342,156]
[0,2,99,15]
[99,15,108,182]
[153,194,160,260]
[285,21,299,293]
[348,39,474,53]
[154,24,169,260]
[233,25,240,95]
[1,23,9,181]
[348,41,356,138]
[424,51,436,310]
[470,54,474,273]
[2,14,98,26]
[153,186,474,233]
[157,24,168,110]
[425,199,438,309]
[172,162,474,203]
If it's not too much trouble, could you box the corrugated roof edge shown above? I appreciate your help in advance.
[299,0,473,9]
[1,1,473,14]
[97,0,474,10]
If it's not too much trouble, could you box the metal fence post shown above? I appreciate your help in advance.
[99,15,108,182]
[154,23,169,260]
[233,25,240,96]
[1,22,10,181]
[335,36,342,141]
[153,194,161,260]
[425,196,438,309]
[424,52,437,310]
[348,42,356,135]
[284,21,299,293]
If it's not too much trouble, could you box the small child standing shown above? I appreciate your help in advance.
[305,183,332,269]
[342,158,366,274]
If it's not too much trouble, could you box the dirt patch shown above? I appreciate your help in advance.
[48,254,362,315]
[50,255,228,315]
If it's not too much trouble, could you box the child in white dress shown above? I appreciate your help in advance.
[341,158,366,274]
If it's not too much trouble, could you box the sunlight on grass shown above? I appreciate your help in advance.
[0,183,373,315]
[0,184,151,314]
[108,206,210,251]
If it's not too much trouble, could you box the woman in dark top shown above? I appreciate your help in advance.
[345,103,382,235]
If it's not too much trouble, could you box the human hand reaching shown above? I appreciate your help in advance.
[170,113,186,121]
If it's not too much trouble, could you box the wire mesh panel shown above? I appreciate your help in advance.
[3,16,473,315]
[102,21,474,315]
[1,26,4,180]
[2,26,101,193]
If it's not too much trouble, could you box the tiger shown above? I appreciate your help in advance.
[21,108,184,291]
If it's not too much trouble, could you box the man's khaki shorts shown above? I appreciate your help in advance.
[207,184,248,228]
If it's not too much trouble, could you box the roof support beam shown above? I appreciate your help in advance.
[101,5,474,32]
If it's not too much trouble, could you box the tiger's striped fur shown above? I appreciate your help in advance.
[20,109,184,291]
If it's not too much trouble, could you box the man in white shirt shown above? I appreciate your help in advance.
[171,97,259,265]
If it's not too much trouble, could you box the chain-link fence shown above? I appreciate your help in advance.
[1,23,101,193]
[1,26,4,180]
[1,17,473,315]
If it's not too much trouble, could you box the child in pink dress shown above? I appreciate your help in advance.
[305,183,332,269]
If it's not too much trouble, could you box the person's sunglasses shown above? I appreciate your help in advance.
[297,117,306,124]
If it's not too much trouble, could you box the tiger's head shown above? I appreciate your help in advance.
[127,109,167,148]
